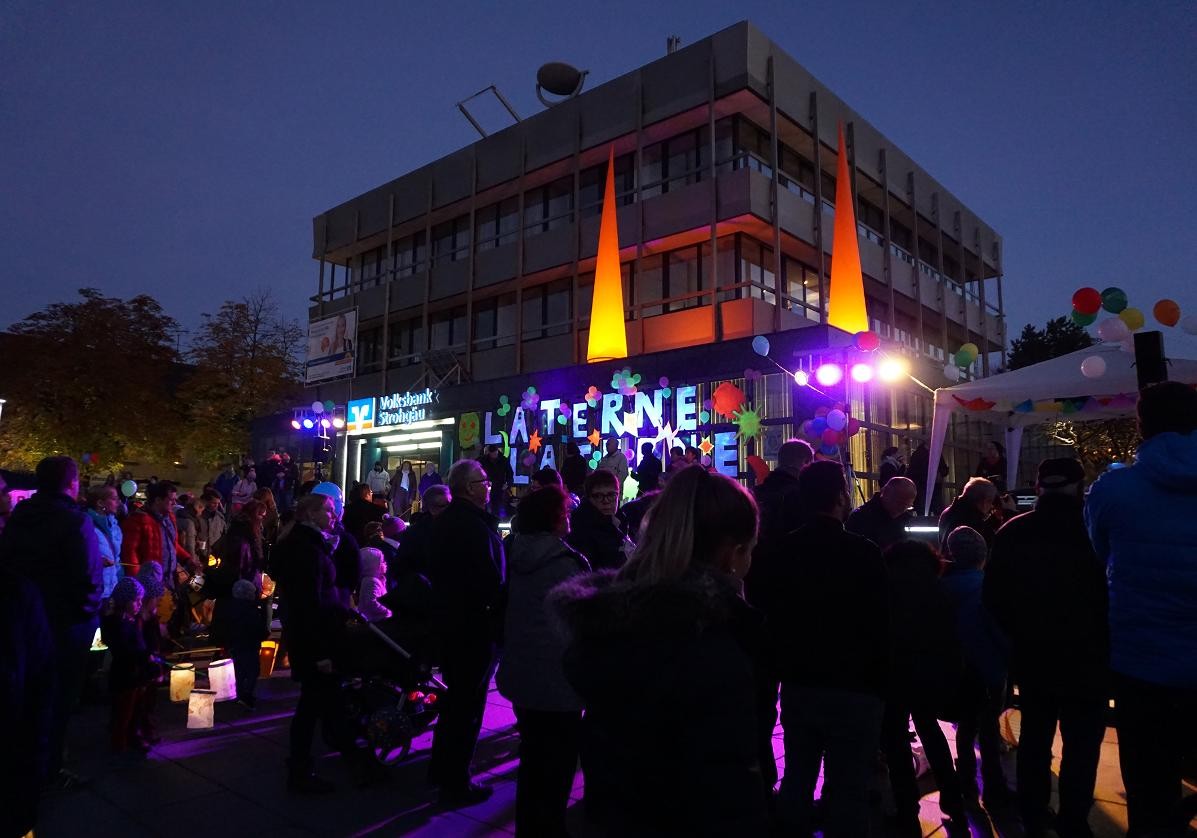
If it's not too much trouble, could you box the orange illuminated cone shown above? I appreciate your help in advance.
[586,146,628,362]
[827,122,870,335]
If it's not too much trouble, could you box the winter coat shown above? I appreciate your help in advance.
[271,523,348,681]
[938,496,998,549]
[429,499,505,642]
[207,518,264,599]
[86,508,124,599]
[631,452,663,493]
[597,452,629,487]
[343,496,385,543]
[496,533,590,711]
[763,515,890,697]
[1086,431,1197,687]
[560,455,589,495]
[846,494,914,552]
[210,596,269,653]
[0,491,103,634]
[417,470,442,495]
[566,499,631,572]
[986,493,1108,697]
[101,613,155,692]
[357,575,391,622]
[885,548,963,713]
[330,524,361,609]
[197,508,228,554]
[941,569,1008,691]
[120,508,178,576]
[231,478,256,509]
[213,471,237,507]
[0,566,55,838]
[744,469,804,610]
[879,456,904,488]
[554,570,771,836]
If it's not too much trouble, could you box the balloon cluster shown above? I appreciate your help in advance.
[799,403,862,457]
[943,343,979,383]
[1072,287,1196,341]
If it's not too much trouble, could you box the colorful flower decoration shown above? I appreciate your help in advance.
[527,430,542,454]
[611,368,641,396]
[733,406,763,439]
[521,386,540,411]
[585,386,601,408]
[496,395,512,417]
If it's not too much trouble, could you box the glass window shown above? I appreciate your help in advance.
[394,231,427,276]
[666,247,701,312]
[522,279,572,339]
[472,294,516,350]
[475,197,518,251]
[357,326,382,371]
[432,215,469,264]
[429,306,466,350]
[579,153,635,218]
[388,316,424,365]
[524,176,574,236]
[638,256,664,318]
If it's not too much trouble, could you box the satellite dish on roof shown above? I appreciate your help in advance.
[536,62,588,107]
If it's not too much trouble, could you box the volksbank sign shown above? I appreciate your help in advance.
[347,388,439,432]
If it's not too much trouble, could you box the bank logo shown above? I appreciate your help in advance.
[347,398,375,432]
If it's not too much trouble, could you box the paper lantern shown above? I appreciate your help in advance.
[1072,287,1102,315]
[120,479,137,498]
[1071,309,1097,327]
[826,409,847,432]
[751,335,770,356]
[1153,299,1181,327]
[1181,314,1197,335]
[1080,356,1107,379]
[170,663,195,702]
[208,658,237,702]
[1096,318,1130,343]
[1101,287,1128,314]
[1118,307,1145,332]
[187,689,216,730]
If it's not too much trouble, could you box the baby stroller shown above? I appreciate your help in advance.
[337,608,445,766]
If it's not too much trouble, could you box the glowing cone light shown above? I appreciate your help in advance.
[586,146,628,363]
[827,123,870,335]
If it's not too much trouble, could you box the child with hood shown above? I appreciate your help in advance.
[356,547,392,622]
[102,578,160,753]
[211,579,269,709]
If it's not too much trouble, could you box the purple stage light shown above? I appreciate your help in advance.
[301,418,314,429]
[850,363,874,383]
[290,419,301,430]
[320,418,331,429]
[815,364,843,387]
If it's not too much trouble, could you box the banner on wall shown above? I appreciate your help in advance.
[305,309,358,385]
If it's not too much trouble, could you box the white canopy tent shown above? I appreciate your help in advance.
[924,341,1197,514]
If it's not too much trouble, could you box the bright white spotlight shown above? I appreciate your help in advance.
[331,417,345,429]
[850,363,874,383]
[793,369,810,387]
[877,357,909,384]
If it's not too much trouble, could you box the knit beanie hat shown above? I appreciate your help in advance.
[232,579,258,601]
[111,576,145,608]
[137,562,166,600]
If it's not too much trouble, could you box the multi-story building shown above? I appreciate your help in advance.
[305,21,1007,508]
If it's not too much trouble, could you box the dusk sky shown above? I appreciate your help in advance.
[4,0,1195,357]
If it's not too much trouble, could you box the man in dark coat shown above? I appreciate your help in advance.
[743,438,812,608]
[845,476,917,551]
[342,483,384,543]
[987,457,1108,836]
[270,492,353,793]
[630,441,663,494]
[0,564,55,837]
[427,459,506,806]
[766,461,889,835]
[938,476,1000,548]
[566,469,631,571]
[0,456,102,787]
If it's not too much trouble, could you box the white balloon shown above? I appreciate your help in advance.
[943,363,961,382]
[1181,314,1197,336]
[311,400,325,414]
[1096,318,1130,343]
[1080,356,1107,378]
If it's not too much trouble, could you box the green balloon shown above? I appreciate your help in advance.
[1101,287,1128,314]
[1071,309,1097,327]
[323,399,335,412]
[954,349,974,368]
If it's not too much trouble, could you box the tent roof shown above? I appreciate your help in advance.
[932,341,1197,425]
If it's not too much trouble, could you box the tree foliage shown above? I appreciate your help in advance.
[1007,316,1094,371]
[0,288,183,471]
[180,288,303,467]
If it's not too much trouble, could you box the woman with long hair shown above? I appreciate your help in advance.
[553,465,771,834]
[251,486,280,552]
[208,499,266,599]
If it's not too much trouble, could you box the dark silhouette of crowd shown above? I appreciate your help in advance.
[3,380,1197,837]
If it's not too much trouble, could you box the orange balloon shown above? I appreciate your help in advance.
[1153,299,1181,327]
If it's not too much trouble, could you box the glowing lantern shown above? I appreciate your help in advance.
[187,689,216,730]
[827,123,870,335]
[850,363,874,383]
[207,658,237,702]
[170,663,195,702]
[815,364,843,387]
[586,147,628,362]
[259,641,278,678]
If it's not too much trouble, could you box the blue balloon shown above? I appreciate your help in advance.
[812,417,828,435]
[751,335,770,356]
[311,481,344,516]
[819,443,839,456]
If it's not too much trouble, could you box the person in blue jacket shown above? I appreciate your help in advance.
[1085,380,1197,837]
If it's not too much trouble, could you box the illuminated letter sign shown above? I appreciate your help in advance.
[347,398,375,432]
[377,388,438,427]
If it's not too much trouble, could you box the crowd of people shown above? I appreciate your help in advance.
[2,380,1195,837]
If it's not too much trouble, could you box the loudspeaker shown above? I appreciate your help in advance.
[1134,331,1168,389]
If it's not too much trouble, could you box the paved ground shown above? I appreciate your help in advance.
[36,667,1172,837]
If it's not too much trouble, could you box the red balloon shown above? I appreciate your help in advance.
[847,418,862,436]
[854,331,881,352]
[821,428,840,446]
[1072,287,1102,316]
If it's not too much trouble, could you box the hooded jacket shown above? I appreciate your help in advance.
[1085,431,1197,688]
[86,508,124,599]
[0,491,103,633]
[553,570,770,836]
[565,499,631,572]
[495,533,590,711]
[270,523,347,680]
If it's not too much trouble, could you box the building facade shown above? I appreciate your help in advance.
[305,21,1009,508]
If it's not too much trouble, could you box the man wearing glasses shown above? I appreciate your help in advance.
[427,460,506,806]
[567,469,633,571]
